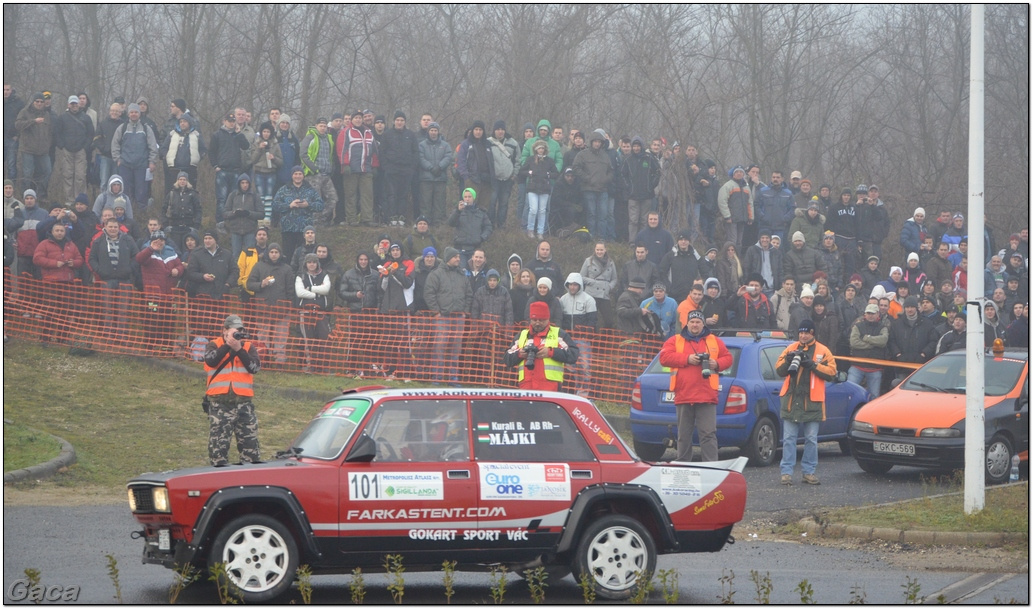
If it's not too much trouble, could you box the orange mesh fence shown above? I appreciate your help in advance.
[3,269,666,404]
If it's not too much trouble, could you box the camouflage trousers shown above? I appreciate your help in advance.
[208,397,260,466]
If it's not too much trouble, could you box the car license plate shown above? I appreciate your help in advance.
[662,391,675,403]
[873,441,915,456]
[158,529,171,551]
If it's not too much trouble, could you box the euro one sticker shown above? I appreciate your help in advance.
[659,467,702,498]
[348,472,444,501]
[479,463,570,501]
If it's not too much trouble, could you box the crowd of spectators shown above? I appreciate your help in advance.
[4,85,1029,390]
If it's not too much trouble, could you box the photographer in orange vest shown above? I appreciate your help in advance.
[203,314,261,466]
[775,318,837,485]
[659,310,732,462]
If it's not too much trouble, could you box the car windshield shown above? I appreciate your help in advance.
[902,353,1027,396]
[289,398,372,460]
[645,346,741,376]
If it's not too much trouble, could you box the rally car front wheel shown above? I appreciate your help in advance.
[574,515,656,600]
[208,514,300,603]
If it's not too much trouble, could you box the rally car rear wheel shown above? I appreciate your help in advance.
[209,514,299,603]
[574,515,656,600]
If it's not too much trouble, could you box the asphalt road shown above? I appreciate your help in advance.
[4,447,1027,604]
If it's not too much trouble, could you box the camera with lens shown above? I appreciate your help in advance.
[232,329,250,341]
[786,350,804,373]
[523,343,539,370]
[698,352,712,378]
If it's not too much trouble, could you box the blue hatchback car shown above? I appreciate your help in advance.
[629,332,871,465]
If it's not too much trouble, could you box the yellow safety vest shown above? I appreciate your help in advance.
[516,326,565,383]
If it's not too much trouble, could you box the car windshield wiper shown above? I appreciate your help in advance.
[274,446,304,459]
[908,381,949,393]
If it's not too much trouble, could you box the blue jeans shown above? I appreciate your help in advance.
[600,191,615,240]
[97,155,114,187]
[491,178,513,228]
[781,420,819,475]
[21,152,52,197]
[118,163,148,211]
[254,172,276,199]
[230,232,257,267]
[4,137,17,179]
[526,192,550,234]
[433,314,465,383]
[583,191,607,238]
[516,182,528,232]
[215,170,238,222]
[574,338,593,396]
[254,172,277,220]
[848,366,883,398]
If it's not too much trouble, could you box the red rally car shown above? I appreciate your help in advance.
[128,387,747,601]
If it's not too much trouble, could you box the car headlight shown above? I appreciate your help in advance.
[850,420,874,433]
[919,428,962,438]
[153,487,171,512]
[127,489,138,512]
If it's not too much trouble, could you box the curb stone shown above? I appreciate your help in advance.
[3,423,78,484]
[798,517,1026,546]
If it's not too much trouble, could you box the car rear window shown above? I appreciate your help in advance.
[903,353,1028,396]
[471,400,596,462]
[645,346,741,377]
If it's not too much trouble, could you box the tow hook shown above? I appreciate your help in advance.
[130,530,145,540]
[726,534,735,545]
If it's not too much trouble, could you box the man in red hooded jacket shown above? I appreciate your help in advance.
[659,310,733,462]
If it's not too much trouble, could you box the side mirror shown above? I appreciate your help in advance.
[835,371,848,383]
[890,377,903,389]
[345,433,377,462]
[1016,397,1028,413]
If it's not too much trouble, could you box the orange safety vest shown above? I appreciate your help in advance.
[669,334,721,391]
[204,338,255,397]
[778,341,836,402]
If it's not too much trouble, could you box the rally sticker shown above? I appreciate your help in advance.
[478,463,570,500]
[348,472,444,501]
[659,467,702,498]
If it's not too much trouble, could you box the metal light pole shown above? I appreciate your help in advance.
[964,3,986,514]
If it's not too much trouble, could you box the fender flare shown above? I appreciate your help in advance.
[555,484,679,554]
[189,486,322,564]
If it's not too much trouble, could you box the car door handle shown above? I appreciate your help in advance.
[447,470,470,479]
[570,470,593,479]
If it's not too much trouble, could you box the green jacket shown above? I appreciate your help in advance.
[519,119,562,169]
[301,127,334,176]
